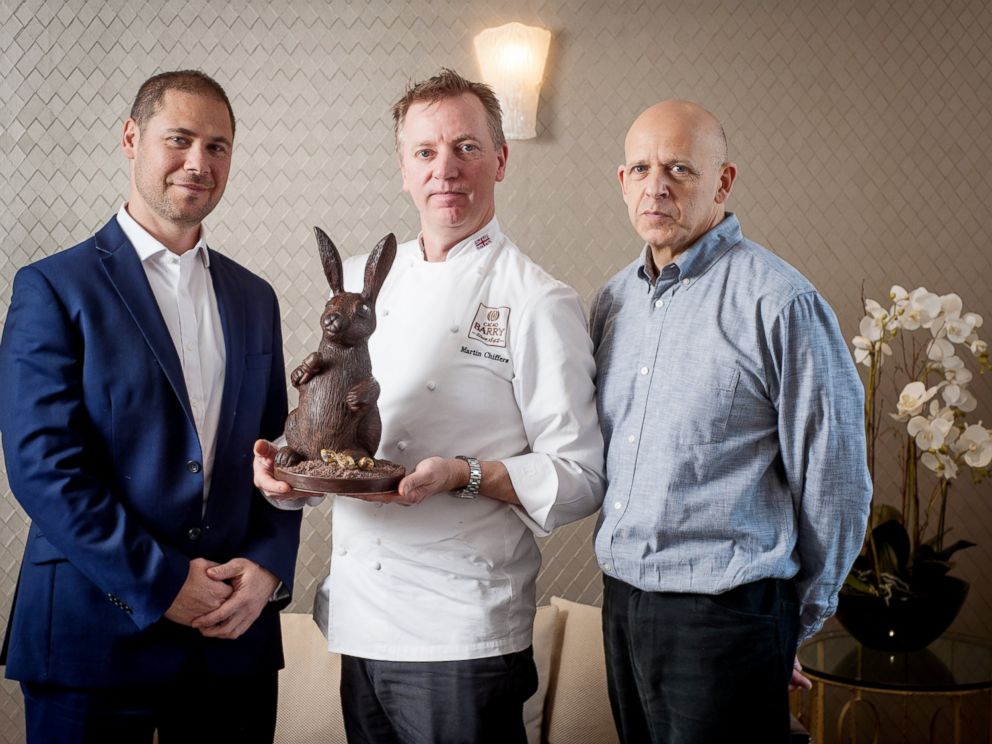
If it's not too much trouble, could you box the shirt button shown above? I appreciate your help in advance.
[603,563,612,571]
[187,527,201,540]
[639,366,649,375]
[614,501,622,510]
[373,561,382,571]
[450,325,459,333]
[187,460,201,473]
[682,278,691,286]
[627,435,636,444]
[397,441,407,451]
[654,299,664,308]
[426,381,437,391]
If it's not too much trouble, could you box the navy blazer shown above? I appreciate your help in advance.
[0,217,302,686]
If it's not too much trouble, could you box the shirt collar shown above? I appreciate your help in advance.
[636,212,741,287]
[417,217,503,262]
[116,204,210,267]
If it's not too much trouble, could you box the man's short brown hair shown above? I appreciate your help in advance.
[391,68,505,149]
[130,70,236,137]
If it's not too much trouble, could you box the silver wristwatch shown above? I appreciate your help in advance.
[454,455,482,499]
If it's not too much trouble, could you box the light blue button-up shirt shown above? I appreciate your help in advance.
[591,213,871,641]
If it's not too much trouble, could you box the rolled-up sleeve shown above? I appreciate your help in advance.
[502,284,606,534]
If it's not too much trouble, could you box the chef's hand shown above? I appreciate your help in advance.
[253,439,318,501]
[390,456,457,505]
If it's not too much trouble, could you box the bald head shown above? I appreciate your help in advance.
[625,100,728,167]
[618,100,737,264]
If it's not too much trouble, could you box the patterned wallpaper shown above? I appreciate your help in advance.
[3,0,991,740]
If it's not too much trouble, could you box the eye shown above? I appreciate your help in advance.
[415,149,433,159]
[459,142,479,153]
[629,164,649,176]
[208,143,230,156]
[167,136,189,146]
[671,164,690,175]
[357,303,371,318]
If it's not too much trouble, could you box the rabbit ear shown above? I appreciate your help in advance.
[363,233,397,305]
[314,226,344,295]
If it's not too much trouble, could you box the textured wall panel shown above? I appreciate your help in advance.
[3,1,992,741]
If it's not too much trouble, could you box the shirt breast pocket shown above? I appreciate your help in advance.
[667,361,740,444]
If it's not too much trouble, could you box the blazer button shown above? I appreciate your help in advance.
[187,460,201,473]
[187,527,202,540]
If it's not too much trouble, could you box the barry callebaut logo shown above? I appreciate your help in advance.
[468,303,510,348]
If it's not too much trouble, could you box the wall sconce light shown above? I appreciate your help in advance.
[474,22,552,140]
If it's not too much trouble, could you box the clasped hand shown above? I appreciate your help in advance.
[164,556,278,640]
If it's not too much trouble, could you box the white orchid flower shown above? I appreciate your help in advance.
[900,288,942,330]
[921,451,959,480]
[971,338,988,356]
[944,363,973,385]
[889,285,909,303]
[893,381,939,420]
[943,315,976,344]
[954,424,992,468]
[858,314,886,343]
[939,293,963,317]
[907,414,953,451]
[963,311,983,329]
[928,338,955,362]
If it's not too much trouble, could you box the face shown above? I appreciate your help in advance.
[618,103,735,261]
[399,93,508,244]
[122,89,233,236]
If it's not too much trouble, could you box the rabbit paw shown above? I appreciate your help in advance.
[290,353,322,387]
[274,446,304,468]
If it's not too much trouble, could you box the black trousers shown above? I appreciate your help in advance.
[21,651,277,744]
[603,574,799,744]
[340,647,538,744]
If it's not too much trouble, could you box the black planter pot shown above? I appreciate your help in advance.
[835,576,969,652]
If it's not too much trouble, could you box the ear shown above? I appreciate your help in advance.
[122,118,139,160]
[617,164,628,197]
[494,143,509,183]
[714,161,737,204]
[363,233,397,305]
[314,226,344,295]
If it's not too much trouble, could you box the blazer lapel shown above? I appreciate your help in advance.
[209,249,246,467]
[95,218,195,426]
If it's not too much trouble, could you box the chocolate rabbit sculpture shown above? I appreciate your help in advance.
[276,227,397,468]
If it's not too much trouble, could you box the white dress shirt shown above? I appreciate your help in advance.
[116,205,226,504]
[298,218,605,661]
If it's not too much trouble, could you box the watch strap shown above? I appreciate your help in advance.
[454,455,482,499]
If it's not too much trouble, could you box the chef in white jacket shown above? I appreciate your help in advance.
[255,69,604,744]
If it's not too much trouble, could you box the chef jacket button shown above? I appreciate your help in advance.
[627,435,636,443]
[450,325,459,333]
[373,561,381,571]
[187,460,201,474]
[187,527,201,541]
[654,299,664,309]
[397,441,408,451]
[426,381,437,391]
[382,308,390,316]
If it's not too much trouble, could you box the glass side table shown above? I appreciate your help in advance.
[796,630,992,743]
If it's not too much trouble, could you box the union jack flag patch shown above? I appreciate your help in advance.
[474,234,492,249]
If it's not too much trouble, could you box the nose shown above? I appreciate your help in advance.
[184,145,210,176]
[323,313,344,333]
[432,148,458,181]
[644,171,668,199]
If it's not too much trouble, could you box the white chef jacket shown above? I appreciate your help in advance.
[310,218,604,661]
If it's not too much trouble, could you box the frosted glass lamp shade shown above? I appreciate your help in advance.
[474,22,552,140]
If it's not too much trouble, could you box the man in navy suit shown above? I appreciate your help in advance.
[0,70,301,743]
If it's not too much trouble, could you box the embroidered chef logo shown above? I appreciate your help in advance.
[468,304,510,347]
